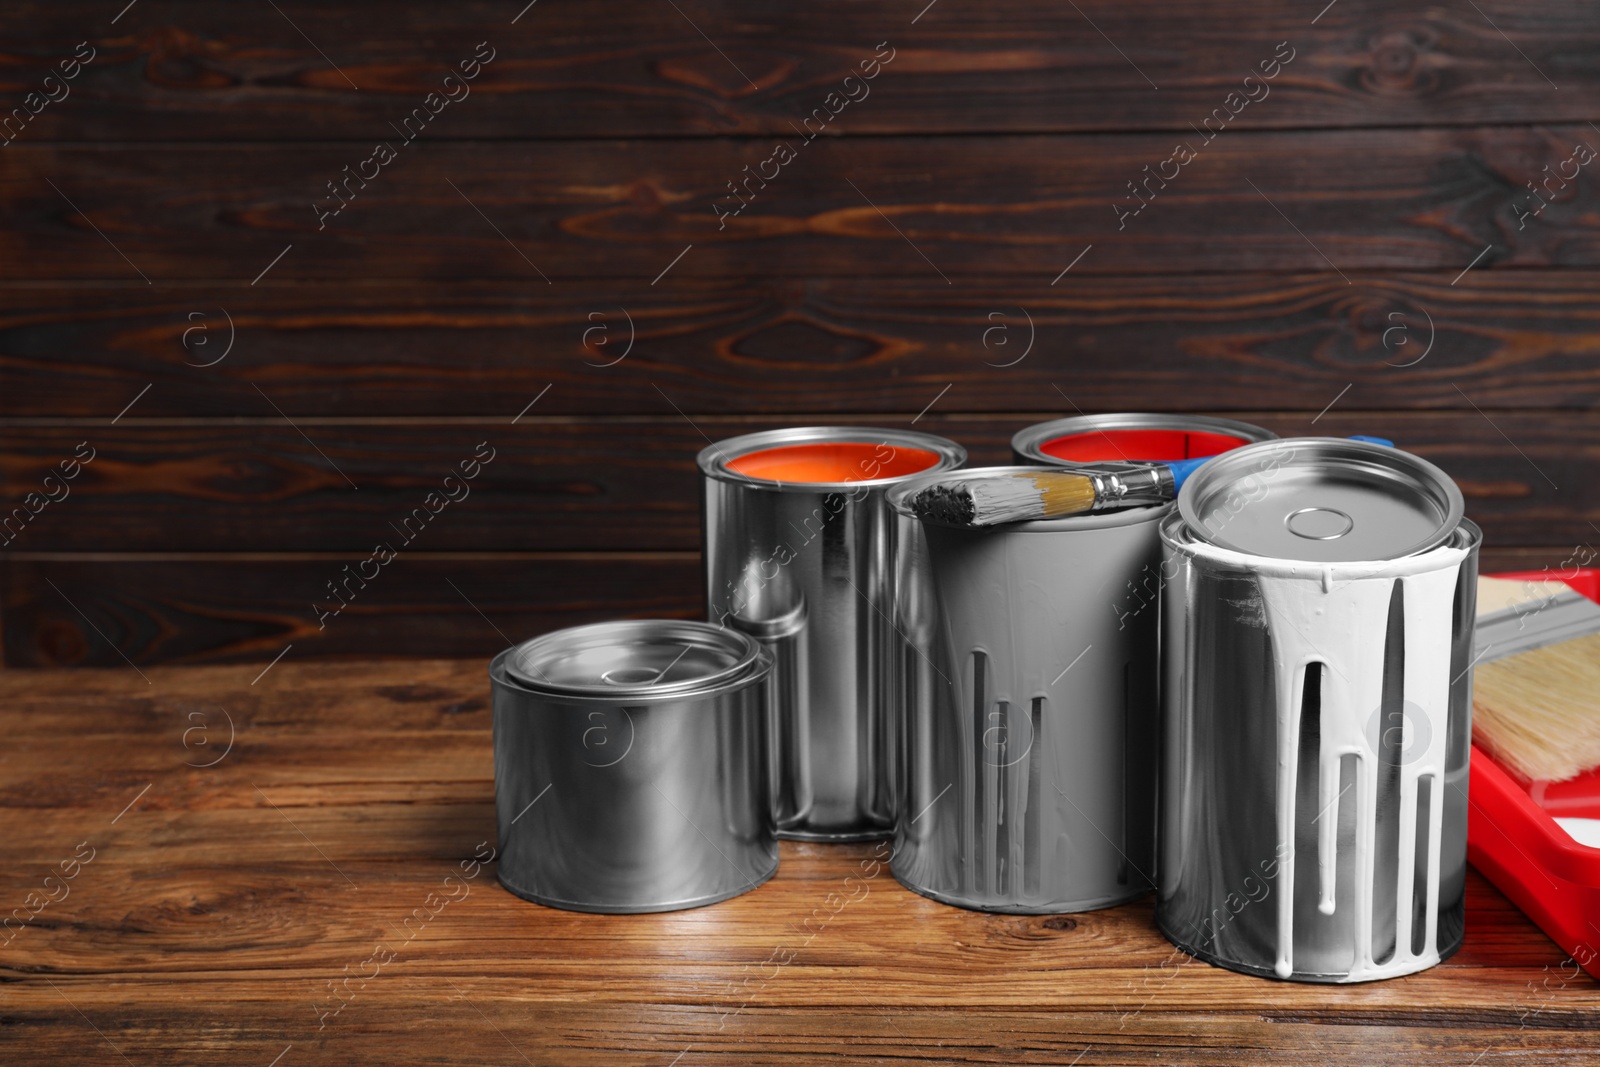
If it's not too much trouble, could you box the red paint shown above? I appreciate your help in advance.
[725,441,942,483]
[1040,428,1248,463]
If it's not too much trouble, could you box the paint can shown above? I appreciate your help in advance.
[1157,438,1479,982]
[1009,410,1277,687]
[490,619,776,912]
[1011,412,1276,469]
[700,427,966,840]
[885,467,1164,912]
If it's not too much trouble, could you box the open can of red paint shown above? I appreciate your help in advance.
[861,413,1274,910]
[1011,412,1276,469]
[1008,412,1276,685]
[700,427,966,840]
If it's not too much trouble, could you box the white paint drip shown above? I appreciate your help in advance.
[1183,534,1468,982]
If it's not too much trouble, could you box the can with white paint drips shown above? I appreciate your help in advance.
[1158,438,1479,982]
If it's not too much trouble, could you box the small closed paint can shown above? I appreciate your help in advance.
[1011,412,1276,469]
[491,620,775,913]
[1159,438,1478,982]
[886,467,1163,913]
[701,427,966,841]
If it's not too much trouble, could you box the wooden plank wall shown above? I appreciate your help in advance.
[1,0,1596,666]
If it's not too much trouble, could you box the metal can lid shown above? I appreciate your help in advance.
[1177,438,1464,563]
[505,620,762,697]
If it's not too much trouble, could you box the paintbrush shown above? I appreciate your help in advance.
[1471,575,1600,783]
[910,459,1209,527]
[909,436,1398,528]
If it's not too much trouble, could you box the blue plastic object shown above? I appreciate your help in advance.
[1165,456,1210,490]
[1165,434,1394,491]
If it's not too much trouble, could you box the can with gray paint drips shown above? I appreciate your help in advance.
[886,467,1165,913]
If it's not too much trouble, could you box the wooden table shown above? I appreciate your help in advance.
[5,659,1598,1065]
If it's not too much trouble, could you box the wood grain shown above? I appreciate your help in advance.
[5,1,1595,141]
[5,272,1600,417]
[0,553,702,667]
[2,2,1598,676]
[5,125,1600,280]
[0,542,1584,667]
[0,658,1595,1064]
[3,5,1597,1056]
[6,1000,1600,1067]
[0,412,1591,553]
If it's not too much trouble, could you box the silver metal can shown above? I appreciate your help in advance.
[885,467,1164,913]
[700,427,966,841]
[1012,412,1275,468]
[1158,438,1478,982]
[490,619,775,912]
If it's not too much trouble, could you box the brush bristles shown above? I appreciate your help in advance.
[1476,576,1573,615]
[1471,576,1600,783]
[910,482,976,526]
[1472,632,1600,782]
[1028,472,1097,520]
[910,472,1097,527]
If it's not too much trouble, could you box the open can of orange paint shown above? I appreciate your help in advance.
[700,427,966,840]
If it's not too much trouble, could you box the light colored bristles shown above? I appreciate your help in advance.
[1476,576,1573,614]
[967,471,1096,526]
[1472,633,1600,783]
[1030,472,1098,519]
[1470,575,1600,783]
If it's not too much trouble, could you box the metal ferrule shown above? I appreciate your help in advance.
[1086,466,1175,512]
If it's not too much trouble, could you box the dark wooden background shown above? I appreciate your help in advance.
[2,0,1597,667]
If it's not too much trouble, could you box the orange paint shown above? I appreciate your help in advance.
[725,441,942,483]
[1041,428,1247,463]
